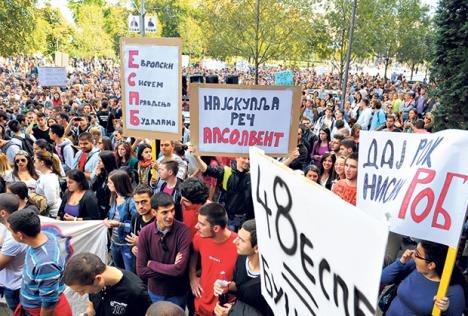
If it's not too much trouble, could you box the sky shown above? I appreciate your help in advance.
[41,0,439,25]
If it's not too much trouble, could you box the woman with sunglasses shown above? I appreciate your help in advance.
[380,240,466,315]
[3,151,39,193]
[104,169,137,272]
[34,151,62,217]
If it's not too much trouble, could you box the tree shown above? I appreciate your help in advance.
[430,0,468,130]
[104,5,131,55]
[202,0,303,83]
[73,3,114,57]
[139,0,193,37]
[177,15,206,57]
[0,0,36,56]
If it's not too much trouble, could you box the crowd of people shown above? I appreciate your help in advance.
[0,55,466,316]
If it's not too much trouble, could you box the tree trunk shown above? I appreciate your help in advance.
[384,59,389,82]
[410,63,415,81]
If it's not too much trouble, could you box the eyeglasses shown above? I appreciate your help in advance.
[15,158,27,163]
[414,252,431,263]
[160,236,168,252]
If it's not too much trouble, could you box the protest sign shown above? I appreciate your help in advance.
[39,217,108,316]
[274,71,294,86]
[128,15,140,32]
[145,16,157,32]
[54,52,69,68]
[120,37,182,140]
[190,84,301,157]
[250,147,388,316]
[38,67,67,87]
[357,130,468,248]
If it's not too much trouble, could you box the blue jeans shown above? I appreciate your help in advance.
[148,289,186,310]
[111,242,135,273]
[0,287,20,311]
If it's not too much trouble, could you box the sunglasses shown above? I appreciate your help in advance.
[15,158,27,163]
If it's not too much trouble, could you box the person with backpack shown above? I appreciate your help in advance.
[73,132,100,180]
[2,120,35,165]
[49,124,75,172]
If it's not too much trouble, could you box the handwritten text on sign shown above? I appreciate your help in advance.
[357,130,468,247]
[250,148,388,316]
[122,39,180,135]
[194,86,300,155]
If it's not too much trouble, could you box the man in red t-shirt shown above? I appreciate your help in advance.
[332,152,358,205]
[179,178,209,238]
[190,203,238,316]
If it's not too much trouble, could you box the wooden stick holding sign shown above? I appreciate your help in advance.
[432,247,458,315]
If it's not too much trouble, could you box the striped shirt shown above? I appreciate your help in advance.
[20,233,66,309]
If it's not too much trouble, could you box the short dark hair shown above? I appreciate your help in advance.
[333,134,345,142]
[133,184,153,198]
[341,139,356,152]
[7,182,29,200]
[50,124,65,137]
[414,119,425,129]
[79,132,93,142]
[180,178,209,205]
[199,203,228,229]
[64,253,106,286]
[36,112,46,119]
[7,120,21,133]
[346,152,359,163]
[151,192,174,210]
[7,209,41,237]
[161,160,178,177]
[241,219,257,248]
[335,120,345,129]
[0,193,19,214]
[146,301,185,316]
[66,169,89,190]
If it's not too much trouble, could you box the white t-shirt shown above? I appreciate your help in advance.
[35,172,62,217]
[0,224,27,290]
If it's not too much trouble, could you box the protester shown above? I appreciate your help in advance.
[92,150,118,219]
[380,240,466,315]
[126,184,155,256]
[304,165,321,184]
[0,193,26,311]
[3,150,39,192]
[7,209,72,315]
[213,219,273,316]
[6,181,39,213]
[145,301,185,316]
[318,152,336,190]
[64,252,151,316]
[73,132,100,180]
[310,127,331,166]
[193,153,253,232]
[49,124,75,172]
[179,178,210,237]
[332,152,358,205]
[34,151,62,217]
[104,169,137,272]
[190,203,238,315]
[136,192,192,309]
[154,160,183,221]
[57,169,99,221]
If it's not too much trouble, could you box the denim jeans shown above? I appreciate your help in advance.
[0,286,20,311]
[111,242,135,273]
[148,289,187,310]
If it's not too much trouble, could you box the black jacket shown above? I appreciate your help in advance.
[203,161,253,219]
[57,190,100,220]
[91,172,112,219]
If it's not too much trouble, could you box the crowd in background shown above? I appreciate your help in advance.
[0,56,466,316]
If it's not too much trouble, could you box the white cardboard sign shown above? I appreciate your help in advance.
[250,147,388,316]
[190,85,301,157]
[120,37,182,140]
[357,130,468,247]
[38,67,67,87]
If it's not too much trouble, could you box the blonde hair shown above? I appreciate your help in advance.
[0,153,12,175]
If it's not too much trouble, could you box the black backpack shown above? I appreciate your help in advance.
[11,135,34,156]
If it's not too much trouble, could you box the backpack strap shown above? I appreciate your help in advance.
[222,166,232,191]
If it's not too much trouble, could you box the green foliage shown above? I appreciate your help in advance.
[141,0,193,37]
[430,0,468,130]
[201,0,303,67]
[72,3,114,57]
[0,0,36,56]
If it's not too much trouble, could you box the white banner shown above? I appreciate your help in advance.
[190,85,301,157]
[121,37,182,140]
[357,130,468,247]
[250,147,388,316]
[38,67,67,87]
[40,217,108,316]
